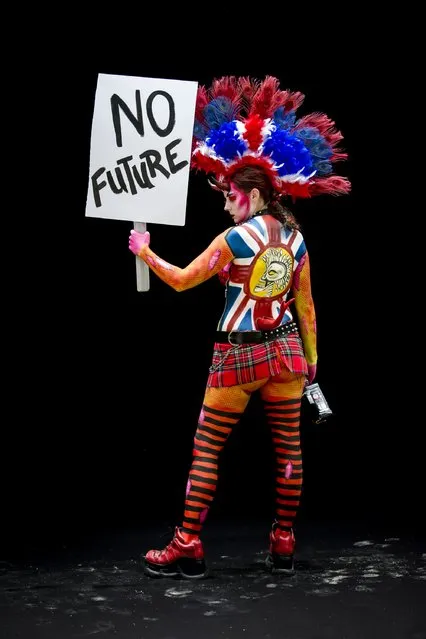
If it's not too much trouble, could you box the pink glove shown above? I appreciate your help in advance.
[307,364,317,385]
[129,229,150,255]
[217,262,231,286]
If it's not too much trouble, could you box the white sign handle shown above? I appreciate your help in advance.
[134,222,150,292]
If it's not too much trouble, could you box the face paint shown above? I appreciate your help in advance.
[224,182,251,224]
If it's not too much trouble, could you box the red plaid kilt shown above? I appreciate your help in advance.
[207,334,308,387]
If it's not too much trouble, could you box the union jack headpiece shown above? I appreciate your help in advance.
[191,76,350,199]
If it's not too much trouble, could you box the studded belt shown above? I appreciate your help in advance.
[215,321,299,346]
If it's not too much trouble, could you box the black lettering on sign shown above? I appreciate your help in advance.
[91,87,188,207]
[91,167,107,208]
[117,156,137,194]
[106,167,128,195]
[139,150,170,179]
[90,145,189,207]
[111,91,144,148]
[110,90,176,146]
[165,139,188,174]
[146,91,175,137]
[133,162,154,190]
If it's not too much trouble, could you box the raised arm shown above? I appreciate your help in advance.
[129,229,234,292]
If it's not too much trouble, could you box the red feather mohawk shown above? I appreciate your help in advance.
[191,76,350,200]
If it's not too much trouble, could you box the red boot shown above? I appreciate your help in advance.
[265,523,295,574]
[143,527,208,579]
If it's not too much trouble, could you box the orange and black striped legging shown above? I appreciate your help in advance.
[182,367,306,535]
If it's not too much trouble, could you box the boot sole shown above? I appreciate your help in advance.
[265,552,295,574]
[143,556,208,580]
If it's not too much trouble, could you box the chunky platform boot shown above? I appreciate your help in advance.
[143,527,208,579]
[265,523,295,574]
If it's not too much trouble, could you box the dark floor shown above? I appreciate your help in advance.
[1,520,425,639]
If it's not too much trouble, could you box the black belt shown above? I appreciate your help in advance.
[216,321,298,345]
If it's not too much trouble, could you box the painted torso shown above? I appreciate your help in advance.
[138,213,316,365]
[219,215,306,331]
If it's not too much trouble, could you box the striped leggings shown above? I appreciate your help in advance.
[182,366,306,534]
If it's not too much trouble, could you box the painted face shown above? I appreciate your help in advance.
[223,182,252,224]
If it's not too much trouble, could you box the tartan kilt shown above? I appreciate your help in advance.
[207,334,309,387]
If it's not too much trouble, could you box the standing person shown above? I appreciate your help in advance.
[129,76,350,578]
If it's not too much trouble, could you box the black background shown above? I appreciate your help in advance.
[3,37,421,556]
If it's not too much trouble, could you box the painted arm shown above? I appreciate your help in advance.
[129,229,234,292]
[292,251,317,382]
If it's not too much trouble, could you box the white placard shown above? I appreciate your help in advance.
[85,73,198,225]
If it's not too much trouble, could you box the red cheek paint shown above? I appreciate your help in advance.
[238,192,250,216]
[231,182,250,218]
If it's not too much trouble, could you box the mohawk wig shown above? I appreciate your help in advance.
[191,76,350,199]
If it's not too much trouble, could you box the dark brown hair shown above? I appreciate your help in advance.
[210,165,300,231]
